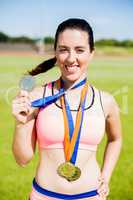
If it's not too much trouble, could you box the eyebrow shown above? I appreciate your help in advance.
[58,45,68,48]
[58,45,85,49]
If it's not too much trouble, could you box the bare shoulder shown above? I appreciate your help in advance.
[100,90,122,140]
[100,90,120,119]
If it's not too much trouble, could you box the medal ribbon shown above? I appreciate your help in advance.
[59,79,88,164]
[31,79,87,107]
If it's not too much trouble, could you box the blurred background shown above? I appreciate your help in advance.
[0,0,133,199]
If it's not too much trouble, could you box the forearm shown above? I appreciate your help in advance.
[101,138,122,183]
[12,120,36,166]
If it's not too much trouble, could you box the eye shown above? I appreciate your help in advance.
[76,49,84,53]
[58,48,68,53]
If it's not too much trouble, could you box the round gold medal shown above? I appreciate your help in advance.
[57,162,81,182]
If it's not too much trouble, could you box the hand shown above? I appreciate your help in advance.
[97,176,109,199]
[12,90,33,124]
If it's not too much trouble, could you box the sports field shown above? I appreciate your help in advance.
[0,52,133,200]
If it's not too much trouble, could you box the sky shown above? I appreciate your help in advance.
[0,0,133,40]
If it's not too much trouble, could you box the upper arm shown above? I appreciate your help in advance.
[12,85,45,165]
[28,86,45,150]
[19,118,37,154]
[102,92,122,141]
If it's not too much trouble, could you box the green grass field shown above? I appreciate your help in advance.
[0,53,133,200]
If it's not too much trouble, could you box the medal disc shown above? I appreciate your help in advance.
[67,166,81,181]
[57,162,81,181]
[19,75,35,92]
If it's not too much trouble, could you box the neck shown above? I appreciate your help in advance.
[61,73,87,90]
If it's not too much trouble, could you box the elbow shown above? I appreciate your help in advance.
[107,136,123,151]
[15,156,33,167]
[16,156,34,167]
[12,146,34,167]
[108,135,123,144]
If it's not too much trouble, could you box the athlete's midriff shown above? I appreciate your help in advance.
[34,83,105,197]
[35,148,101,194]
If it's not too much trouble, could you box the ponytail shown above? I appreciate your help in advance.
[28,57,56,76]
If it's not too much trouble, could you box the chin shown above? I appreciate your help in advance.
[65,74,81,83]
[64,72,87,83]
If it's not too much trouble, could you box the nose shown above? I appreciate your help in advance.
[66,51,77,64]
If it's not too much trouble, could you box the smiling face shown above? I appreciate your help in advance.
[55,29,94,84]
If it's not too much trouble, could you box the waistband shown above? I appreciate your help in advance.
[32,178,98,199]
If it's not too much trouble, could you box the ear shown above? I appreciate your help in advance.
[89,50,95,61]
[54,52,58,65]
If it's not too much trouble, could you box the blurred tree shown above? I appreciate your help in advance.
[10,36,34,44]
[95,39,119,46]
[44,36,54,44]
[95,39,133,47]
[0,32,9,42]
[121,40,133,47]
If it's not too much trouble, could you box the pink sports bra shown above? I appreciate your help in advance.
[36,82,105,151]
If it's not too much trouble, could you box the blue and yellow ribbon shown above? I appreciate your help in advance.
[58,79,88,164]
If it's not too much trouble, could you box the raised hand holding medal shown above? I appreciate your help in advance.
[16,75,35,123]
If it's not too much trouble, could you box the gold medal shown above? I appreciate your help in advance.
[56,79,88,182]
[57,162,81,182]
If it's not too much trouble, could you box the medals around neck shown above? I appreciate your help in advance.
[57,78,88,182]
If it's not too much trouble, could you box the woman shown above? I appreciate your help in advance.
[12,18,122,200]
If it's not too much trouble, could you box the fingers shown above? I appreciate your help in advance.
[12,97,31,113]
[12,90,32,122]
[12,103,31,115]
[98,184,109,198]
[13,97,31,106]
[19,90,29,97]
[97,177,109,198]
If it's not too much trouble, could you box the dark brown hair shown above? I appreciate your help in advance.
[28,18,94,76]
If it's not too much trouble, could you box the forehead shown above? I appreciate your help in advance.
[57,29,89,47]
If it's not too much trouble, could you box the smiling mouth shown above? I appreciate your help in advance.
[65,65,79,73]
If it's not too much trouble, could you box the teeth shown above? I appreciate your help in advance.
[65,65,78,73]
[65,65,78,68]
